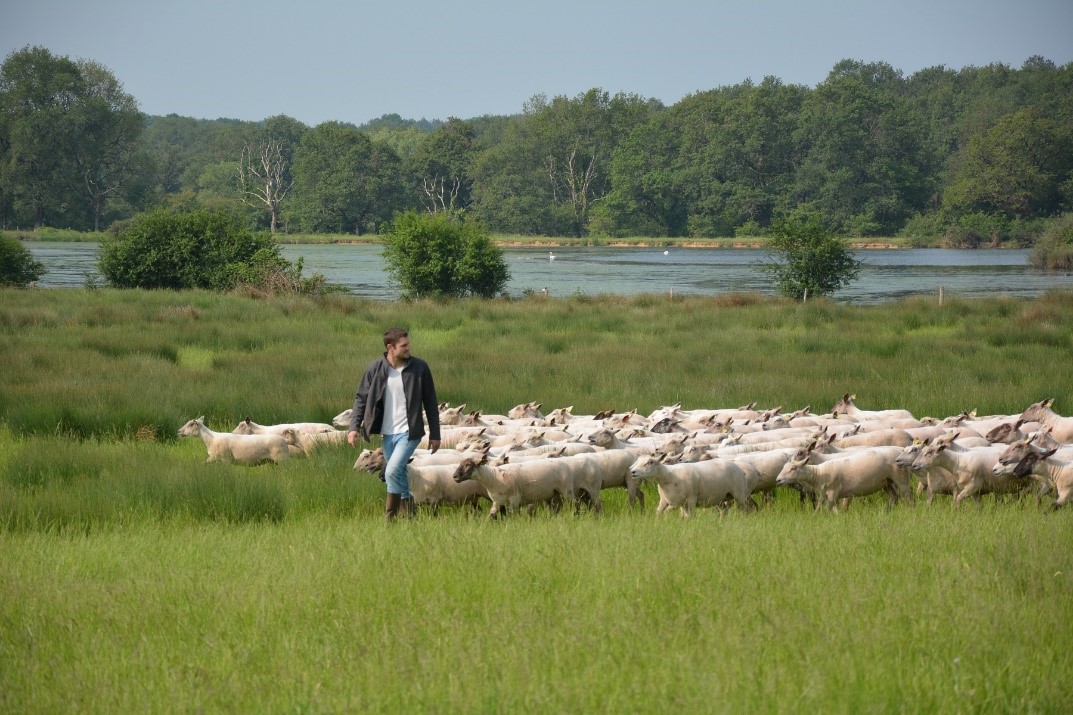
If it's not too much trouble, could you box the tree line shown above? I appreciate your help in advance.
[2,45,1071,241]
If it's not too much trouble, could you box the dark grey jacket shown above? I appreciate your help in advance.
[349,354,440,441]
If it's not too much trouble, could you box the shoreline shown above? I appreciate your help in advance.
[9,230,1007,250]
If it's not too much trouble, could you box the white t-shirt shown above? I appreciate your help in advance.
[382,364,409,436]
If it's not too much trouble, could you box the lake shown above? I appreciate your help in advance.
[23,241,1073,304]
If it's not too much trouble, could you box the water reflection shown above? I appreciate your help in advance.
[24,241,1073,304]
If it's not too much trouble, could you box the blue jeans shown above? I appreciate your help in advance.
[382,432,421,499]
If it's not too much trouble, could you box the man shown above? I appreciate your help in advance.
[348,328,441,520]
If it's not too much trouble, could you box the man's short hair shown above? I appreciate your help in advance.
[383,327,408,347]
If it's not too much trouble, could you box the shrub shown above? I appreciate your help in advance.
[0,234,46,286]
[898,212,947,247]
[98,208,316,292]
[943,212,1009,248]
[1029,213,1073,270]
[382,211,510,298]
[761,212,863,300]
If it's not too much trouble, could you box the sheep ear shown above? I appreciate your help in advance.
[197,415,205,423]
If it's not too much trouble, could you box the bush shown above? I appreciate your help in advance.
[761,212,863,300]
[382,211,510,298]
[1029,213,1073,270]
[898,212,947,247]
[98,208,304,291]
[943,212,1009,248]
[0,235,46,286]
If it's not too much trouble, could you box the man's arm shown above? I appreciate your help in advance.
[422,363,441,453]
[348,368,373,447]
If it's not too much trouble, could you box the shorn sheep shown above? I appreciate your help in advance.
[628,452,756,518]
[179,416,289,465]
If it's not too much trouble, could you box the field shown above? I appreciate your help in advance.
[2,287,1073,712]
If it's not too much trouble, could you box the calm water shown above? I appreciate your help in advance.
[24,241,1073,304]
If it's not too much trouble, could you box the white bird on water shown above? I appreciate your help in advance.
[549,251,556,261]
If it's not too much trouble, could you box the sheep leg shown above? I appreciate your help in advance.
[679,500,694,519]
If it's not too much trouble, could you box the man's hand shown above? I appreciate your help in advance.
[429,439,441,454]
[347,431,359,447]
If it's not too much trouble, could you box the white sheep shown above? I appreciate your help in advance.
[507,401,544,419]
[280,428,348,456]
[775,446,913,511]
[993,446,1073,509]
[232,417,336,436]
[909,439,1013,506]
[353,447,490,512]
[628,452,756,518]
[1020,398,1073,443]
[831,393,915,422]
[179,416,289,465]
[453,450,600,518]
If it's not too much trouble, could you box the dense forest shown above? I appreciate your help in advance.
[1,45,1071,241]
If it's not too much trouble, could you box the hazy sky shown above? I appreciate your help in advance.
[3,0,1071,126]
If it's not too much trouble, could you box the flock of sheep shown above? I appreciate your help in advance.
[178,396,1073,517]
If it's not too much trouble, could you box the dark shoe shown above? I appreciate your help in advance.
[385,493,402,522]
[400,496,417,518]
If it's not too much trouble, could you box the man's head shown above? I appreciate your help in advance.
[383,327,410,364]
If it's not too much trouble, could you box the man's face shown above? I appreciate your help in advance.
[387,337,411,363]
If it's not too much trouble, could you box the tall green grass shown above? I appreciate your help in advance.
[0,227,110,242]
[2,288,1073,710]
[2,506,1071,712]
[3,288,1071,442]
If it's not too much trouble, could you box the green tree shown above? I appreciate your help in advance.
[71,59,145,230]
[289,122,406,234]
[0,46,84,227]
[943,103,1073,219]
[0,234,45,286]
[382,211,509,298]
[603,111,689,236]
[98,208,290,290]
[794,60,933,235]
[0,47,145,230]
[762,212,863,299]
[471,89,656,236]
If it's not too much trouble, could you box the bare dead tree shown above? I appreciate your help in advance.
[238,141,293,233]
[420,176,465,216]
[546,142,601,237]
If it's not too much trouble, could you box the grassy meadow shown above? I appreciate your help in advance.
[2,287,1073,712]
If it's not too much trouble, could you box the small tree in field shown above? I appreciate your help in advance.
[762,213,863,299]
[382,211,510,298]
[0,235,46,286]
[99,208,300,291]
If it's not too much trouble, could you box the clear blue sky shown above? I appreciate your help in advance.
[3,0,1071,126]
